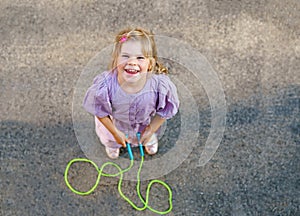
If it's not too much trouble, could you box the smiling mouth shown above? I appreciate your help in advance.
[124,69,139,74]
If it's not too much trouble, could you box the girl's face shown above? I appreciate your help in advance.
[117,39,150,86]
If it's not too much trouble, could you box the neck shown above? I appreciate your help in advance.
[117,76,147,94]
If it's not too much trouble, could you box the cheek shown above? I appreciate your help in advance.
[141,60,150,69]
[117,59,127,68]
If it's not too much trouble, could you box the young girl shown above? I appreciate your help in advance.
[83,27,179,159]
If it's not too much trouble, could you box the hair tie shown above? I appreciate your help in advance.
[120,34,128,43]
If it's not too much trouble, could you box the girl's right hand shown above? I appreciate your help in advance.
[113,129,129,148]
[96,116,128,148]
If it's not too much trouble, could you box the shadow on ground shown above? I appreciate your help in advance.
[1,85,299,215]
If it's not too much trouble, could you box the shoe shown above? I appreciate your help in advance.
[144,135,158,155]
[105,147,120,159]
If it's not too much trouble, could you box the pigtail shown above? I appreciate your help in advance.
[154,61,168,74]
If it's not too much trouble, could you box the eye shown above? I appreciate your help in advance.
[121,55,129,58]
[137,56,145,60]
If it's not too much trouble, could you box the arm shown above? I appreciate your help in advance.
[96,116,128,147]
[140,114,166,144]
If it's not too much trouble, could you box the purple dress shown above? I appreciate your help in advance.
[83,70,179,148]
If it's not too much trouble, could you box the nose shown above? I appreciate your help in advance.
[127,57,138,66]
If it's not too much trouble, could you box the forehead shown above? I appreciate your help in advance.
[120,40,143,55]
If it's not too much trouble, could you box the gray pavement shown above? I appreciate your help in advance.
[1,0,299,215]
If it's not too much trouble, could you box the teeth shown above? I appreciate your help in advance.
[126,69,138,73]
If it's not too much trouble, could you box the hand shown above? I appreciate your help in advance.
[140,125,154,145]
[113,129,129,148]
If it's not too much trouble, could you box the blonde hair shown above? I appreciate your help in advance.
[109,27,168,74]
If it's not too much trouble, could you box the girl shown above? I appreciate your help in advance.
[83,27,179,159]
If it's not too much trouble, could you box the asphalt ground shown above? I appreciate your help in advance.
[1,0,299,215]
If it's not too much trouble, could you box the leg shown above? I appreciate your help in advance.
[95,116,121,159]
[144,133,158,155]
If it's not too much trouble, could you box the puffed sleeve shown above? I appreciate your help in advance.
[82,72,112,118]
[156,75,180,119]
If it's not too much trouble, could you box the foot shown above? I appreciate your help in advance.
[105,147,120,159]
[144,135,158,155]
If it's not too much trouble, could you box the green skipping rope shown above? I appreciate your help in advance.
[64,156,173,215]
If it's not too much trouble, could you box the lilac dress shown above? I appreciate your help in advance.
[83,70,179,148]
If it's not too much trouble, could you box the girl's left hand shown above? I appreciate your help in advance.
[140,125,154,145]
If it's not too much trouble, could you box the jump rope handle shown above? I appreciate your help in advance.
[126,134,134,160]
[136,132,144,157]
[126,133,144,159]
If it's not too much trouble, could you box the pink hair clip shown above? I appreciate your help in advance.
[120,35,128,43]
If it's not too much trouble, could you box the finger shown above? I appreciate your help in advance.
[140,135,145,144]
[122,140,127,148]
[120,143,126,148]
[142,138,150,146]
[141,136,149,145]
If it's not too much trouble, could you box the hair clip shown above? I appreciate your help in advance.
[120,34,128,43]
